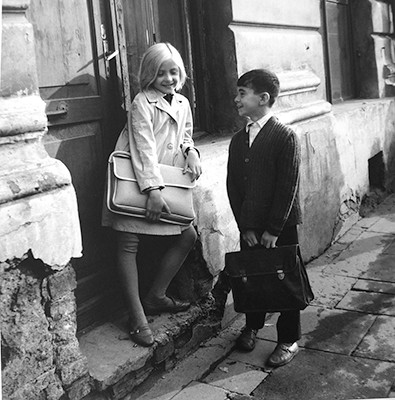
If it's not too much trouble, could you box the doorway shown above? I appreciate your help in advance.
[27,0,125,331]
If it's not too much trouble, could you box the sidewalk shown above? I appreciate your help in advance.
[129,194,395,400]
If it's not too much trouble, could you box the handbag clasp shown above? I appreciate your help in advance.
[277,270,285,280]
[240,269,248,284]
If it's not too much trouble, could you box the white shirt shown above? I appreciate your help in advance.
[246,112,273,147]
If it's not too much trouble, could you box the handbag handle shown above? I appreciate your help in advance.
[108,150,131,163]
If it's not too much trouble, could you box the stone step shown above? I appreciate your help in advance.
[79,302,221,399]
[127,315,245,400]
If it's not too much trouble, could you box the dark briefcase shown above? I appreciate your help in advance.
[224,245,314,313]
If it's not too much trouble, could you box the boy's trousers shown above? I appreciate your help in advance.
[241,225,301,343]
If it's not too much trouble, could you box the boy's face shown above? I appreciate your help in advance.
[153,59,180,95]
[234,85,268,120]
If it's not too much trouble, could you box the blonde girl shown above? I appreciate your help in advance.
[102,43,202,347]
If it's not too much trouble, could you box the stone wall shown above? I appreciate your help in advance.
[1,1,84,398]
[1,259,91,400]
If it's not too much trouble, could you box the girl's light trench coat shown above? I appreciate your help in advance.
[102,88,195,235]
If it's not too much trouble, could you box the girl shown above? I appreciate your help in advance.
[102,43,202,347]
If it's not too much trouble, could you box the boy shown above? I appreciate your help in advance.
[226,69,302,367]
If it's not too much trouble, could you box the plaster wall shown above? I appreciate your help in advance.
[195,98,395,276]
[0,2,82,267]
[201,0,327,132]
[230,26,325,102]
[231,0,320,28]
[230,0,325,109]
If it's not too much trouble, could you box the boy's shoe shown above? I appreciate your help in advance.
[236,326,258,351]
[267,342,299,367]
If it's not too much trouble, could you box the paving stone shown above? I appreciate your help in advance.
[306,271,357,308]
[354,214,381,229]
[228,394,255,400]
[174,322,220,360]
[354,316,395,362]
[256,313,277,342]
[382,237,395,255]
[300,307,376,354]
[361,253,395,282]
[257,306,376,355]
[228,339,275,369]
[228,393,256,400]
[203,358,267,395]
[368,214,395,234]
[306,242,349,273]
[335,225,364,245]
[252,348,395,400]
[171,381,228,400]
[353,279,395,294]
[132,320,241,400]
[336,291,395,316]
[357,194,395,230]
[323,231,395,278]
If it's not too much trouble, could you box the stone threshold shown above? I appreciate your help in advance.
[78,300,221,399]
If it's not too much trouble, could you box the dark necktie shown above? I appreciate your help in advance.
[164,93,173,104]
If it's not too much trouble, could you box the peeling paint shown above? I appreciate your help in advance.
[7,180,21,195]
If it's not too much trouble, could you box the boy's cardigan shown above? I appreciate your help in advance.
[227,116,302,237]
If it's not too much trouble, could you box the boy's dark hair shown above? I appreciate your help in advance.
[237,69,280,107]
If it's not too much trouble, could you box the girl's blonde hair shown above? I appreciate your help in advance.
[138,42,187,91]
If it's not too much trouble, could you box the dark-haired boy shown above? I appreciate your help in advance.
[226,68,302,367]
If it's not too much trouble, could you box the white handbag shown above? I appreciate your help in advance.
[107,151,196,225]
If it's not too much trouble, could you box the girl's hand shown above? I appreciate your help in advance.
[242,230,258,247]
[260,231,278,248]
[183,150,202,181]
[146,189,171,222]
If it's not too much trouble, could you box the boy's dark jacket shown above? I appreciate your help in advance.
[227,116,302,237]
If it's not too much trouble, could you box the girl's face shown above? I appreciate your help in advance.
[153,59,180,94]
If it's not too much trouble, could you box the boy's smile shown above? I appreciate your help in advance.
[235,85,268,121]
[153,59,180,95]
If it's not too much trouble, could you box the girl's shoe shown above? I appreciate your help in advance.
[143,295,191,316]
[129,325,154,347]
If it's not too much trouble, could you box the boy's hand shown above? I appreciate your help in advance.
[183,150,202,181]
[242,230,259,247]
[146,189,171,222]
[260,231,278,248]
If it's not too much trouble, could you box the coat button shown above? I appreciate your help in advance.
[245,158,250,163]
[167,143,174,150]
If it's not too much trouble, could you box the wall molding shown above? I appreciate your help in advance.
[277,100,332,125]
[278,69,321,97]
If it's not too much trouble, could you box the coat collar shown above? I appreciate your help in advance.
[143,88,183,122]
